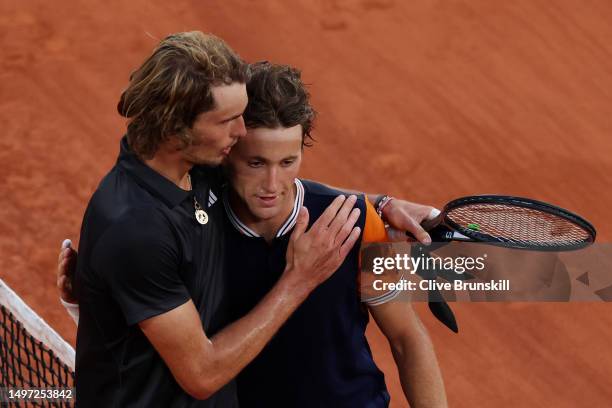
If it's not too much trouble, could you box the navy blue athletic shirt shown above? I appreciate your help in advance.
[225,179,390,408]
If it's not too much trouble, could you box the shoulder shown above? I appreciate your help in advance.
[86,166,163,224]
[299,179,367,233]
[300,179,366,210]
[300,179,344,197]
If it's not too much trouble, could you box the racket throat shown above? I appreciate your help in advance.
[450,231,471,241]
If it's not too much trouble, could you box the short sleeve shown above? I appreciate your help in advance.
[358,243,403,307]
[90,209,190,326]
[362,200,388,243]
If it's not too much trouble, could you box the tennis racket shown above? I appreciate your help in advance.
[401,195,596,333]
[399,195,596,251]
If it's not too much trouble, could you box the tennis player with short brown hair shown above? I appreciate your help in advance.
[221,61,447,407]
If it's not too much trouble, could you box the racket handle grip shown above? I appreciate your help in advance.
[387,226,443,242]
[388,225,453,243]
[387,210,444,241]
[422,211,444,231]
[385,208,444,241]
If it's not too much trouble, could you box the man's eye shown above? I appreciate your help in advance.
[248,161,263,168]
[221,116,237,124]
[282,160,295,167]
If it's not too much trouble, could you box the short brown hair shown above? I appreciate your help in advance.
[244,62,316,147]
[118,31,248,158]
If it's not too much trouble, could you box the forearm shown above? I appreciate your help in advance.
[391,322,448,408]
[70,275,313,399]
[201,274,312,391]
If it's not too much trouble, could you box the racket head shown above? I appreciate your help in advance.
[439,195,596,251]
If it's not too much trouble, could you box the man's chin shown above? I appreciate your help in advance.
[249,206,280,222]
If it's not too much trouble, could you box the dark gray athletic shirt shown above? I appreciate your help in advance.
[74,136,237,408]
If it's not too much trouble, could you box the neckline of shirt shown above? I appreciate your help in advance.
[118,135,204,208]
[223,178,304,239]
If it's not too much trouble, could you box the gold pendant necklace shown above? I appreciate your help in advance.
[194,196,209,225]
[187,174,208,225]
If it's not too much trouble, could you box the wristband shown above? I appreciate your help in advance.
[60,298,80,325]
[375,195,394,218]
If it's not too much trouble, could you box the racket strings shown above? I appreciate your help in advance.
[447,203,592,247]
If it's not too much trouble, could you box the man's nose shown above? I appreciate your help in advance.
[264,167,278,192]
[233,115,247,139]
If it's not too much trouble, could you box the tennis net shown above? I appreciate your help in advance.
[0,278,75,407]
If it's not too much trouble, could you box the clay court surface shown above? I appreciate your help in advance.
[1,1,611,406]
